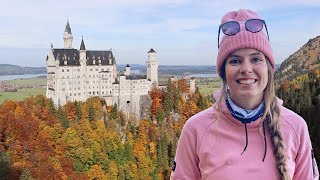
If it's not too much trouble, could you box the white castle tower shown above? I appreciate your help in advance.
[189,77,196,93]
[146,48,159,87]
[64,20,73,49]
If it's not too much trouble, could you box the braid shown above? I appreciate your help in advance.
[266,98,290,180]
[263,61,291,180]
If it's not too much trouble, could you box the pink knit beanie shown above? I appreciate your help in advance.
[216,9,275,77]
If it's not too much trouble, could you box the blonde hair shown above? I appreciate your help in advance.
[217,59,291,180]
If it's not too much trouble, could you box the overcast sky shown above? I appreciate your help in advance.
[0,0,320,67]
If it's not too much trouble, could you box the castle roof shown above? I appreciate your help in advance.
[112,78,119,84]
[52,49,116,66]
[80,37,86,50]
[126,64,130,67]
[125,74,147,80]
[65,20,72,34]
[148,48,156,53]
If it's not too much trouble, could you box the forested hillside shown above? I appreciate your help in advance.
[276,69,320,168]
[275,36,320,82]
[0,79,210,179]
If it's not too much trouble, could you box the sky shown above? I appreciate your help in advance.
[1,0,320,67]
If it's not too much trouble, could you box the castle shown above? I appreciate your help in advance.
[46,20,159,117]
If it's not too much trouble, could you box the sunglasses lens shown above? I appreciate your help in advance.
[246,19,264,33]
[221,21,240,36]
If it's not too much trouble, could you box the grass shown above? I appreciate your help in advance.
[197,81,221,95]
[9,76,46,86]
[0,88,46,104]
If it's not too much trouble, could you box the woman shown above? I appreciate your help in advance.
[170,9,319,180]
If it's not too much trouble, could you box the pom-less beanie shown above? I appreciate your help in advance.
[216,9,275,77]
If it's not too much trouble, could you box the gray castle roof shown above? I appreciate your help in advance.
[125,74,147,80]
[80,38,86,50]
[65,21,72,34]
[112,78,119,84]
[52,49,116,66]
[148,48,156,53]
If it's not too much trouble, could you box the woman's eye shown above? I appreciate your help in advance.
[229,59,240,64]
[252,57,262,63]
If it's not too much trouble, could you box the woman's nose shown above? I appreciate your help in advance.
[239,60,253,74]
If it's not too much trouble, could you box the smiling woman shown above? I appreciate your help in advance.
[170,9,319,180]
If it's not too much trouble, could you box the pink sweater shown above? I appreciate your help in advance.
[171,98,319,180]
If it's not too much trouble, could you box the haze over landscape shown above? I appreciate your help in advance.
[0,0,320,67]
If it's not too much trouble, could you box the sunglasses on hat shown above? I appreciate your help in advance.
[218,19,269,48]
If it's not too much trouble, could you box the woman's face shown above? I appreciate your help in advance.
[225,48,268,107]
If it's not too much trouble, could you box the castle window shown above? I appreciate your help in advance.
[89,75,91,77]
[62,69,64,72]
[74,93,76,96]
[77,69,80,72]
[67,69,69,72]
[62,76,64,78]
[62,88,65,91]
[96,69,98,71]
[102,91,104,94]
[67,76,69,78]
[90,69,93,71]
[93,91,95,95]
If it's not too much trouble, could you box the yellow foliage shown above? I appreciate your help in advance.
[88,164,107,180]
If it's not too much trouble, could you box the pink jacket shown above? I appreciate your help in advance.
[171,97,319,180]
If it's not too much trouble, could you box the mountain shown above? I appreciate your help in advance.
[275,36,320,81]
[0,64,46,76]
[0,64,216,76]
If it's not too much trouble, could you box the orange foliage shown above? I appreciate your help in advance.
[281,79,290,91]
[65,102,77,122]
[150,88,163,117]
[178,79,188,93]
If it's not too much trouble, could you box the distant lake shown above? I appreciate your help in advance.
[0,74,47,81]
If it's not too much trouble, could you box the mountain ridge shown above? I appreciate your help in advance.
[275,36,320,82]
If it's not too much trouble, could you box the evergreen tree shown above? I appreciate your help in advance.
[88,104,95,122]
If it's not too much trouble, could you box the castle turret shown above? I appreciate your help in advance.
[64,20,73,49]
[189,77,196,94]
[146,48,159,87]
[124,64,130,75]
[79,36,86,66]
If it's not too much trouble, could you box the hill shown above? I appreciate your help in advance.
[0,64,216,76]
[0,64,46,76]
[275,36,320,81]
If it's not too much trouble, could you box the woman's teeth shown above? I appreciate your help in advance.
[238,79,256,84]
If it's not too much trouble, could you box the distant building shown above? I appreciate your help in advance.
[46,20,159,117]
